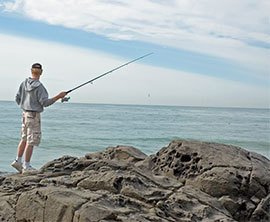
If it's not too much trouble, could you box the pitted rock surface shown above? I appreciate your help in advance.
[0,141,269,222]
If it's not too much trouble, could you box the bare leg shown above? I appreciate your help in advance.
[17,140,27,158]
[25,144,34,163]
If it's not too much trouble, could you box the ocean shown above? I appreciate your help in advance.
[0,101,269,173]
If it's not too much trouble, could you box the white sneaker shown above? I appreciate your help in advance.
[11,160,23,173]
[22,165,37,174]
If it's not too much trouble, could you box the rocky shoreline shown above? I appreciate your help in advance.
[0,140,269,221]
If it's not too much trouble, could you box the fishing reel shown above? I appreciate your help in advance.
[61,97,71,103]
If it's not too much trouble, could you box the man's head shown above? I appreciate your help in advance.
[31,63,43,77]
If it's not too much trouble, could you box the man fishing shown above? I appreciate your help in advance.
[11,63,67,173]
[11,54,152,174]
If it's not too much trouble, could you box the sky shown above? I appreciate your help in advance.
[0,0,269,108]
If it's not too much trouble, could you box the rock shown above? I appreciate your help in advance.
[85,145,148,163]
[155,185,235,221]
[73,203,117,222]
[250,193,270,221]
[146,140,270,221]
[0,140,269,221]
[40,155,78,173]
[15,187,102,222]
[0,194,16,222]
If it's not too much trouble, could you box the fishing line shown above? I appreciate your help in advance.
[62,52,153,102]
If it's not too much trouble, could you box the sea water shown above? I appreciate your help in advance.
[0,101,269,172]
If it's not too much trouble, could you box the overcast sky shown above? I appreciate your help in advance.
[0,0,269,108]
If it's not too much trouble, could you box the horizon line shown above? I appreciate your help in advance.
[1,99,269,110]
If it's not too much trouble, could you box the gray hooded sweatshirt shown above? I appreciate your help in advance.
[15,78,55,112]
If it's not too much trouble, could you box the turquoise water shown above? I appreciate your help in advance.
[0,101,269,172]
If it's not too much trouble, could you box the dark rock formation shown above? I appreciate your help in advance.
[0,141,269,221]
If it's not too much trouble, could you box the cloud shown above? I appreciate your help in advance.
[2,1,269,68]
[0,33,268,108]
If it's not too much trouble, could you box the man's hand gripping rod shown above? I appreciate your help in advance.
[61,53,153,102]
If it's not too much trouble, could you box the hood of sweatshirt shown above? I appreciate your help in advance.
[24,78,41,92]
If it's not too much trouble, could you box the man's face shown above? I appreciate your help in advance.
[31,68,43,76]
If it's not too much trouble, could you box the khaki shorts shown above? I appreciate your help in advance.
[21,111,41,146]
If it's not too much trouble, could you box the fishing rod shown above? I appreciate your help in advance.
[61,52,153,102]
